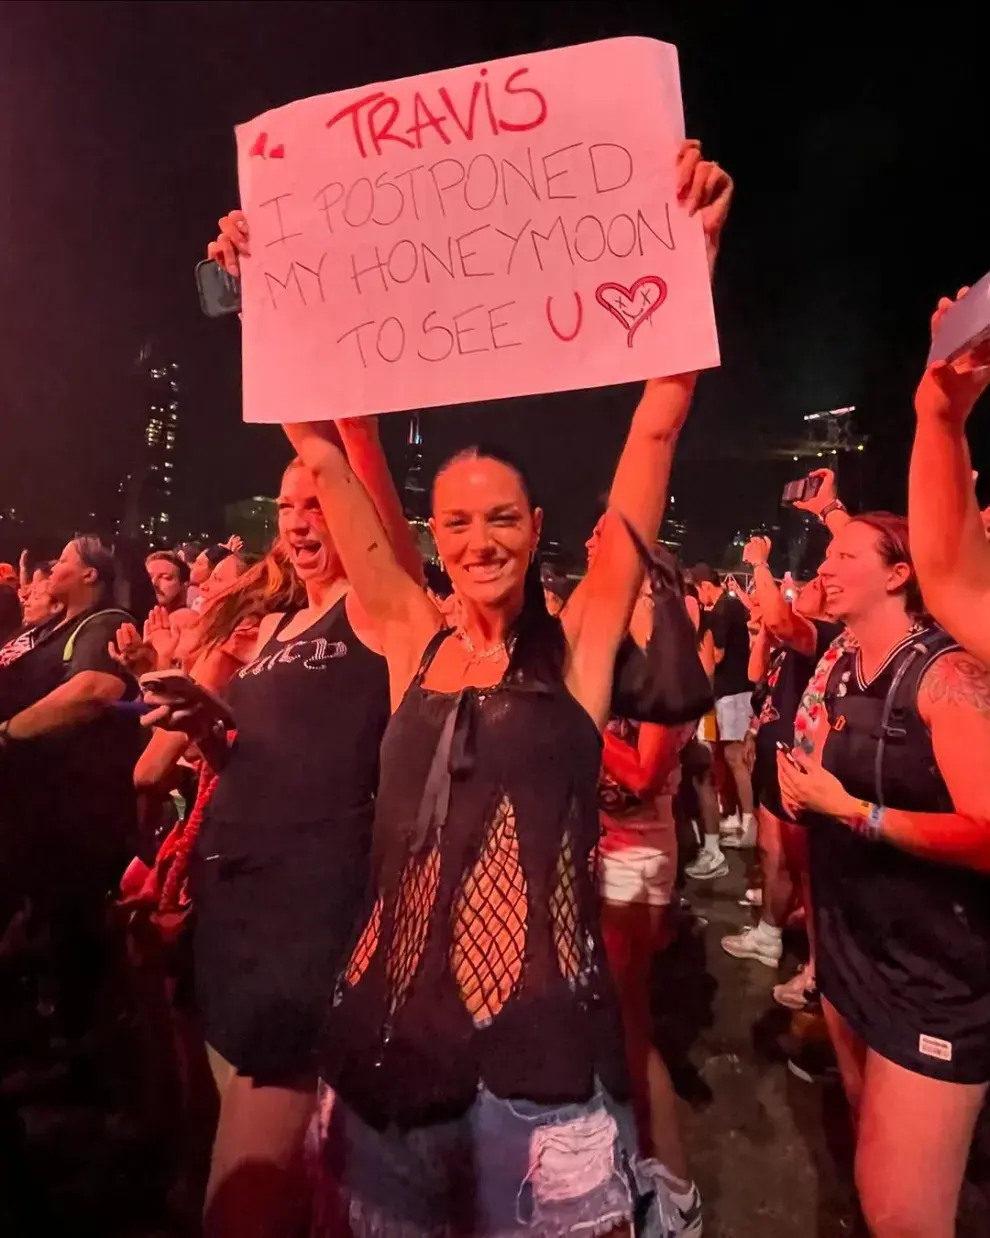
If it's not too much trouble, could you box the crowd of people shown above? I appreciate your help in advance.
[1,136,989,1238]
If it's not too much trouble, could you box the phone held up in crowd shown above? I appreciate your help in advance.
[781,473,825,506]
[196,259,242,318]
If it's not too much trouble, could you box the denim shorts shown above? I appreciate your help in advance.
[310,1081,677,1237]
[714,691,753,744]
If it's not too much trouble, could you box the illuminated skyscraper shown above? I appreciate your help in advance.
[119,344,180,547]
[659,493,688,555]
[402,413,427,521]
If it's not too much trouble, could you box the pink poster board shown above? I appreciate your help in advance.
[236,37,720,423]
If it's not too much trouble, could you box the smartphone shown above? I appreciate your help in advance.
[781,473,825,506]
[775,740,803,770]
[195,259,242,318]
[139,669,237,730]
[928,271,990,364]
[112,700,156,718]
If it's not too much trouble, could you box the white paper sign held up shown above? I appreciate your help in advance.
[236,37,719,423]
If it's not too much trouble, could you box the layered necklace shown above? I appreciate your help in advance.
[457,628,510,663]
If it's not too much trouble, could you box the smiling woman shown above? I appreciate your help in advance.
[207,133,732,1238]
[777,511,990,1238]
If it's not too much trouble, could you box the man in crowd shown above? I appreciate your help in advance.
[691,564,755,860]
[145,551,189,614]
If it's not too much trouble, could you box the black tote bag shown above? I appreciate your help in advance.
[610,518,714,726]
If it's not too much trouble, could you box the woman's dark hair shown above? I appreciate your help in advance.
[689,562,720,588]
[178,541,203,564]
[850,512,926,619]
[73,535,156,626]
[433,444,565,684]
[202,544,232,571]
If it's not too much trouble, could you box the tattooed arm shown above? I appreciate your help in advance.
[918,652,990,814]
[885,651,990,870]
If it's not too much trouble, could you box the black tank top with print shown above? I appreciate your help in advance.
[192,598,390,1080]
[810,627,990,1083]
[207,598,389,830]
[320,629,630,1130]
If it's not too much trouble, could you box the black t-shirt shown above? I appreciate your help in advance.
[709,593,752,699]
[0,609,141,858]
[754,619,844,760]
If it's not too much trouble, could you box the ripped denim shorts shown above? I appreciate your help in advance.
[310,1080,677,1237]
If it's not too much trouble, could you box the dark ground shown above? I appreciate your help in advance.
[661,854,990,1238]
[2,852,989,1236]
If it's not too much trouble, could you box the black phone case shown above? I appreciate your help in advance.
[196,259,242,318]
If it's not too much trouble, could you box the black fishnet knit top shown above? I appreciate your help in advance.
[320,629,630,1130]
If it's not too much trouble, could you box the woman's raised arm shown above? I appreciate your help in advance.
[909,291,990,661]
[283,421,440,680]
[744,537,816,657]
[335,417,425,587]
[562,141,731,724]
[562,372,696,724]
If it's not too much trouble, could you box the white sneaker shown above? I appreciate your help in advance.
[722,817,752,846]
[720,925,782,967]
[668,1181,703,1237]
[640,1160,703,1238]
[685,849,729,881]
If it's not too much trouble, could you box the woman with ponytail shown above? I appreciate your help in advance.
[293,366,699,1236]
[776,512,990,1237]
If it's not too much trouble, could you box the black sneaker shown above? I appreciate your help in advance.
[787,1042,841,1085]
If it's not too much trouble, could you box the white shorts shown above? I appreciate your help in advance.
[599,808,677,907]
[714,691,753,744]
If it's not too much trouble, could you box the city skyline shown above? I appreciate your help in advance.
[0,6,984,562]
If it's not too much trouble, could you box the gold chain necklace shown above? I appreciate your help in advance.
[457,629,508,662]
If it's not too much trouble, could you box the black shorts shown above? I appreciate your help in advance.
[753,748,786,821]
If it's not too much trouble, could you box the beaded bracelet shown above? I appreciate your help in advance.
[850,800,885,842]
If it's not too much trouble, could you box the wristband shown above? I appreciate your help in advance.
[819,499,846,524]
[849,800,884,842]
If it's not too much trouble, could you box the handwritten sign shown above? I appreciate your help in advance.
[236,37,719,424]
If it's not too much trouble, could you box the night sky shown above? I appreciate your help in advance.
[0,1,985,562]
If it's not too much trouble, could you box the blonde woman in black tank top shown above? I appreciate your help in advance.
[142,423,421,1238]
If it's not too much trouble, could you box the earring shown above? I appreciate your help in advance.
[437,556,446,574]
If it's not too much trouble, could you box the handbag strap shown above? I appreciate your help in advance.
[617,514,678,597]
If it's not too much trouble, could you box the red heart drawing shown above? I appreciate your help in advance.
[249,131,268,158]
[269,144,285,159]
[595,276,668,348]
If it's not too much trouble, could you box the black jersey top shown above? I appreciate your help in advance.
[810,627,990,1083]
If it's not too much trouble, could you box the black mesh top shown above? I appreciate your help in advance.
[320,629,630,1130]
